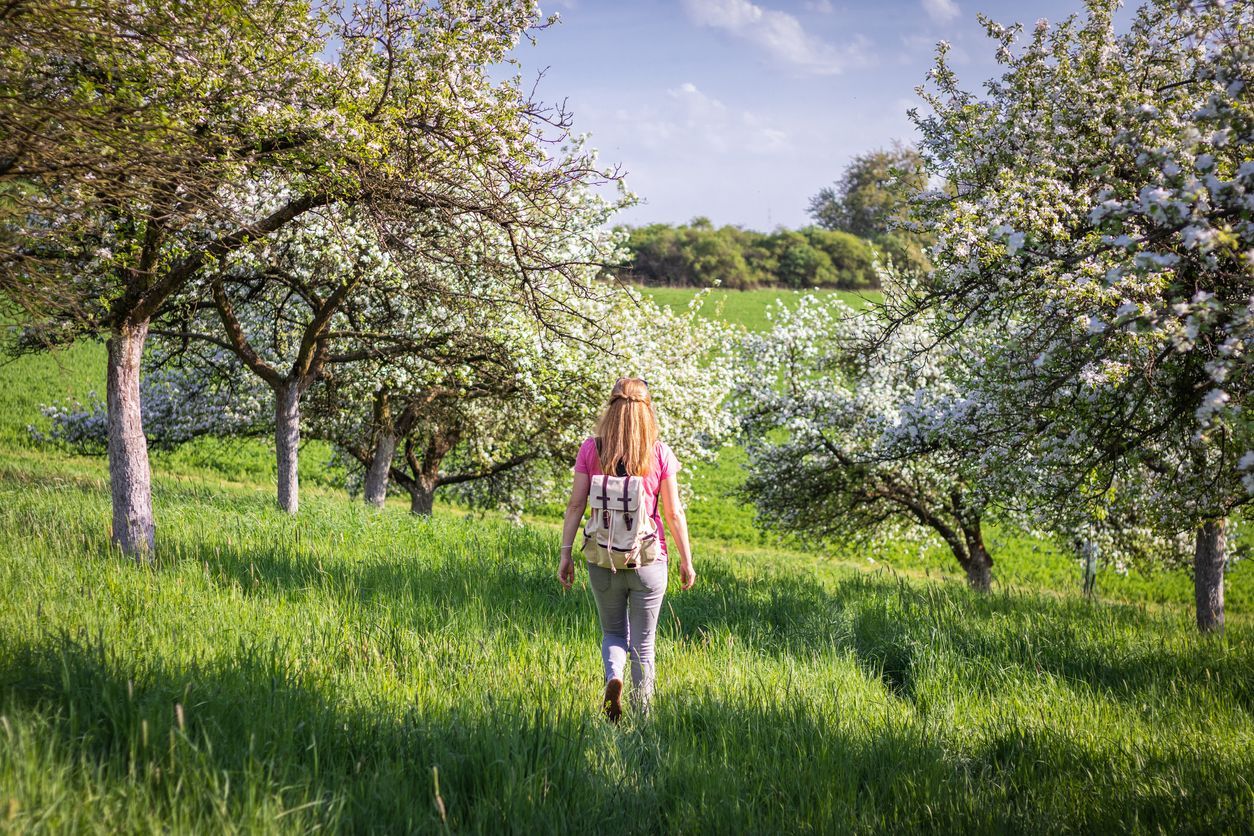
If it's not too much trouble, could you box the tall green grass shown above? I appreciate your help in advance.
[0,470,1250,833]
[2,293,1252,832]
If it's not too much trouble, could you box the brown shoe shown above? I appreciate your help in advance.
[603,678,623,723]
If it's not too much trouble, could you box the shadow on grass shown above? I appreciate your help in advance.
[175,525,1254,716]
[0,633,615,833]
[5,477,1251,727]
[1,634,1250,834]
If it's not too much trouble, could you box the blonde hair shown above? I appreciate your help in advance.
[595,377,658,476]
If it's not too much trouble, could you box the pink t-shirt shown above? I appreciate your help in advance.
[573,437,680,557]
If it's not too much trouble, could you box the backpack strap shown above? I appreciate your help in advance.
[598,473,610,530]
[622,476,633,531]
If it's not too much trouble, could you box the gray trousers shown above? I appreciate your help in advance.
[587,561,668,708]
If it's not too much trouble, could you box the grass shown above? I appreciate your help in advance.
[1,470,1251,833]
[639,286,881,331]
[1,294,1252,833]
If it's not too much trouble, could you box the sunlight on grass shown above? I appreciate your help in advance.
[0,482,1250,832]
[639,287,882,332]
[2,293,1251,832]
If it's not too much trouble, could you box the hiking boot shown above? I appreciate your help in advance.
[603,677,623,723]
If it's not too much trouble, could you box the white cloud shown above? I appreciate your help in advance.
[921,0,960,24]
[667,81,789,155]
[606,82,791,158]
[682,0,869,76]
[668,82,728,117]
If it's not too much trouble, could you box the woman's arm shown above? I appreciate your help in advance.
[658,476,696,590]
[557,471,590,589]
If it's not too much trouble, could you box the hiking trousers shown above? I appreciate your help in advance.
[587,561,668,709]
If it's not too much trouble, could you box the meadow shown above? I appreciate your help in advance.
[1,291,1252,833]
[640,286,879,331]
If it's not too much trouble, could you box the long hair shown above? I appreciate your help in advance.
[594,377,658,476]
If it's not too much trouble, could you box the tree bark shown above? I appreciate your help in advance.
[1195,518,1226,633]
[964,543,993,592]
[961,521,993,592]
[364,429,397,508]
[408,480,436,516]
[397,432,454,517]
[274,382,301,514]
[106,321,156,558]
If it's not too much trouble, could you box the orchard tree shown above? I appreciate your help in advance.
[308,181,628,512]
[0,0,614,556]
[156,146,623,514]
[321,362,590,515]
[892,0,1252,630]
[319,284,739,514]
[1041,470,1197,594]
[309,298,584,514]
[738,296,997,590]
[147,204,407,512]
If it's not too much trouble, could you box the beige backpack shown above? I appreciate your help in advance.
[581,474,662,571]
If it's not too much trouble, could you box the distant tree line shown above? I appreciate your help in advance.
[615,220,877,290]
[615,144,932,290]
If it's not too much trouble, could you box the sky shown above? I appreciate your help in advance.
[508,0,1104,230]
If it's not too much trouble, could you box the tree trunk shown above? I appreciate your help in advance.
[106,321,156,558]
[959,516,993,592]
[364,429,396,508]
[274,382,301,515]
[1195,518,1226,633]
[408,480,436,516]
[400,432,451,517]
[964,545,993,592]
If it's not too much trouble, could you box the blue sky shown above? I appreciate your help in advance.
[510,0,1103,230]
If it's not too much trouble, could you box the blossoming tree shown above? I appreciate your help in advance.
[889,0,1252,629]
[314,285,739,514]
[738,295,998,589]
[0,0,612,556]
[44,278,737,516]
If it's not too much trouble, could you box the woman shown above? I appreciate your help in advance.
[557,377,697,722]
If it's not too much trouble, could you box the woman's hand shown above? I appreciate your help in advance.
[558,553,576,589]
[559,473,589,591]
[679,559,696,590]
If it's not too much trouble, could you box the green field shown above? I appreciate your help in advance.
[639,286,881,331]
[2,293,1252,833]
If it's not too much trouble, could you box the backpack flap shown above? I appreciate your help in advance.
[587,475,642,513]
